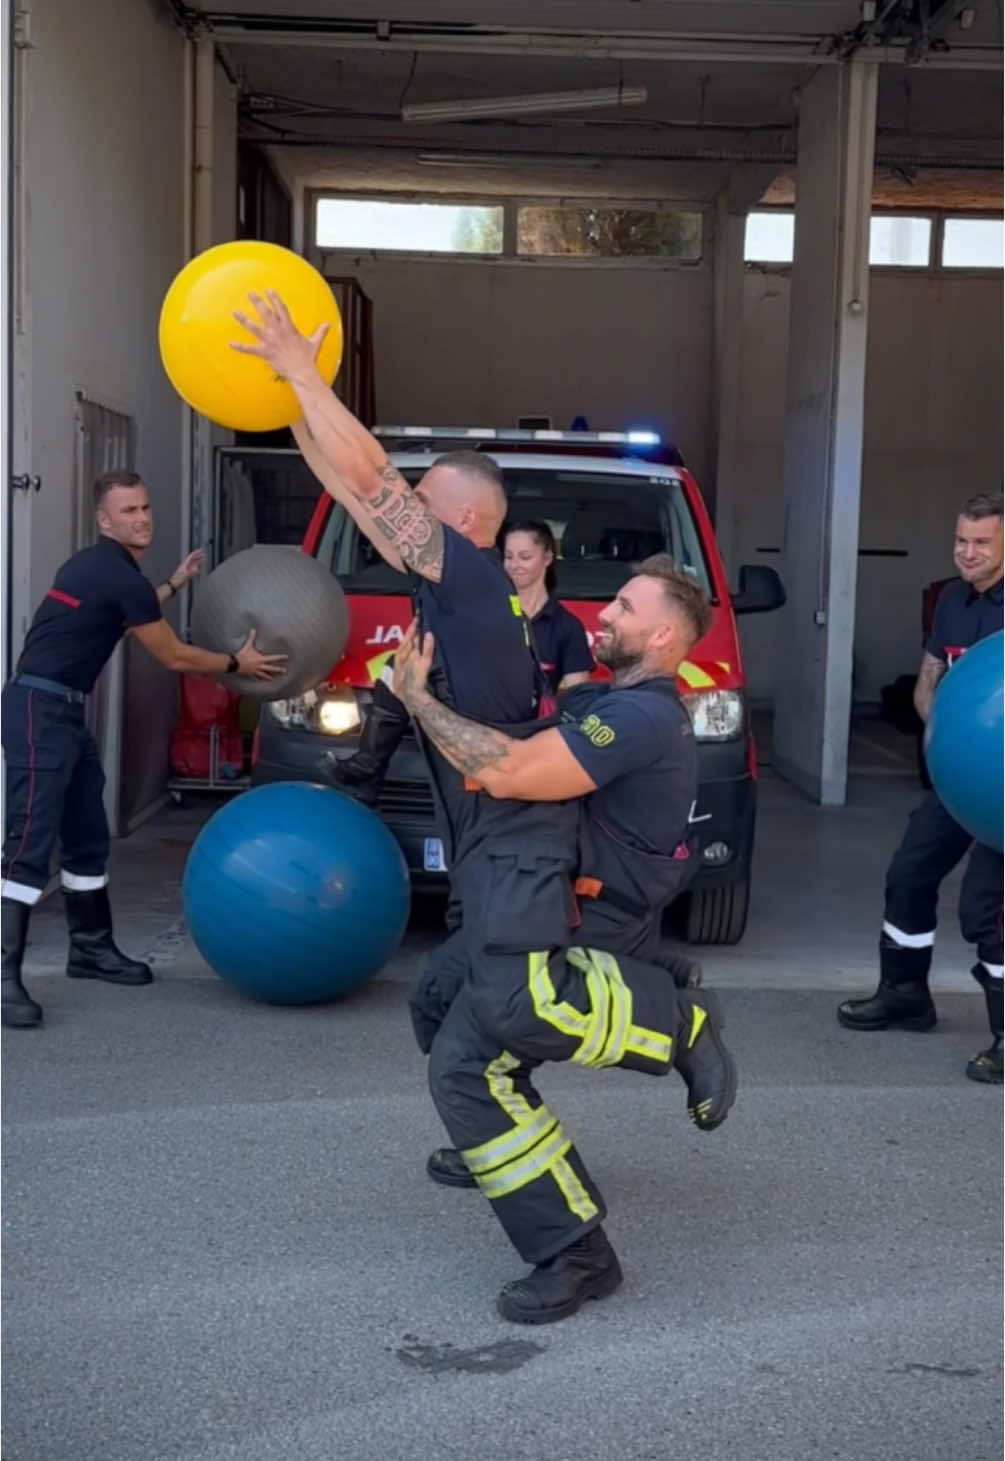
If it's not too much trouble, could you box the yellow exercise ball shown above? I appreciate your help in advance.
[158,241,343,432]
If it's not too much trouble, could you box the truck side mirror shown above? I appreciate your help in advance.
[732,564,786,615]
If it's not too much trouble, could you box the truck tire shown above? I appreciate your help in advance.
[683,878,750,945]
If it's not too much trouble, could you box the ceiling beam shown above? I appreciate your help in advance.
[207,20,1001,70]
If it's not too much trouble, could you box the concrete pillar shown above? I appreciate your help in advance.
[773,60,877,805]
[709,193,747,580]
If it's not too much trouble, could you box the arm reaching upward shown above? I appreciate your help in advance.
[232,292,444,581]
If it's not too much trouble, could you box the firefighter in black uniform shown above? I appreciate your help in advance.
[838,492,1004,1083]
[232,296,727,1326]
[1,469,285,1030]
[393,558,733,1323]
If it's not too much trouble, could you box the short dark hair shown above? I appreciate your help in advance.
[636,553,713,646]
[94,469,141,510]
[504,519,558,593]
[431,450,504,494]
[961,492,1003,522]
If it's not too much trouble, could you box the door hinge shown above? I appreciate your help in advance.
[11,474,41,492]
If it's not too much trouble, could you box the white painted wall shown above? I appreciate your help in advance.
[315,252,714,485]
[15,0,238,827]
[726,268,1003,705]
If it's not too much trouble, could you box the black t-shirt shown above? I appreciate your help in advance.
[16,537,162,693]
[530,598,594,695]
[924,577,1003,666]
[558,678,697,856]
[415,527,539,726]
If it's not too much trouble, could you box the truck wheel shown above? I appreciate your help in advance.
[683,878,750,945]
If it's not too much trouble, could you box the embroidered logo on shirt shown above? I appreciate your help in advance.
[580,713,615,748]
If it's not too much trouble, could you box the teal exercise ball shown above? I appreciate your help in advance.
[183,782,410,1004]
[924,631,1003,852]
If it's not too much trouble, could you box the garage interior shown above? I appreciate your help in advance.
[2,3,1003,1458]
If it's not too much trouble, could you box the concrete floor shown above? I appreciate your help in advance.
[3,725,1002,1461]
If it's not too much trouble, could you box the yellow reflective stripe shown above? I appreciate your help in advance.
[483,1051,536,1125]
[625,1028,673,1064]
[687,1004,707,1049]
[365,650,395,684]
[677,660,716,689]
[528,951,589,1042]
[550,1155,599,1222]
[473,1048,599,1220]
[509,595,523,617]
[566,951,612,1067]
[463,1105,557,1175]
[475,1127,572,1200]
[588,948,633,1068]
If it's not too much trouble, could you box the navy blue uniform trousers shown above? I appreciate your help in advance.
[1,683,109,898]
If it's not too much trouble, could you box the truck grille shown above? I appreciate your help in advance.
[378,778,437,822]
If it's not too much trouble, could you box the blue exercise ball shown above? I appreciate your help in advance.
[183,782,410,1004]
[924,630,1003,852]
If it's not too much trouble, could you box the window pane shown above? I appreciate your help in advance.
[517,207,702,260]
[318,466,711,598]
[744,212,794,263]
[942,217,1004,269]
[869,216,930,266]
[315,198,503,254]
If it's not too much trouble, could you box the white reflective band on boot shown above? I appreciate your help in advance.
[60,872,109,891]
[982,963,1004,982]
[0,880,43,906]
[882,921,935,949]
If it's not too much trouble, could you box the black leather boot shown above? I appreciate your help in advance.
[2,897,42,1029]
[496,1226,623,1324]
[673,988,737,1131]
[655,944,703,990]
[837,937,937,1032]
[427,1147,478,1188]
[64,886,152,984]
[324,681,409,808]
[966,966,1003,1084]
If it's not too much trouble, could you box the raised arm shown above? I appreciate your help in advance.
[232,293,444,581]
[913,651,947,723]
[290,420,406,574]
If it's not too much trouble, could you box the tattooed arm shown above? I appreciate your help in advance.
[393,624,597,801]
[913,651,947,723]
[232,292,444,580]
[291,421,406,574]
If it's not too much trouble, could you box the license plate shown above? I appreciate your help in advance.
[423,837,447,872]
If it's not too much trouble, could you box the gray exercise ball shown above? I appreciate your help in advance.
[190,545,350,701]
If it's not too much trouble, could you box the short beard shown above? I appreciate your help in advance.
[595,638,644,678]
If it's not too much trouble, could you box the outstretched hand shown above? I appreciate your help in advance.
[393,620,435,709]
[234,629,287,681]
[230,290,329,384]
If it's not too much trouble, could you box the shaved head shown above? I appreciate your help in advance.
[415,451,507,546]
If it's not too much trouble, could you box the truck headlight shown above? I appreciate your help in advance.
[267,685,367,736]
[684,689,745,741]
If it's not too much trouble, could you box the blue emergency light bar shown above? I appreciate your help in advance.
[374,426,662,447]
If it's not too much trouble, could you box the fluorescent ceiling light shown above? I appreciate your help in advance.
[403,86,647,124]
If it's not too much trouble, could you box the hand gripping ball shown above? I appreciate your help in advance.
[190,545,350,702]
[924,630,1004,852]
[158,241,343,431]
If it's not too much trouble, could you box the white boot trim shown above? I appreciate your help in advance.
[60,872,109,892]
[1,880,43,906]
[882,921,935,950]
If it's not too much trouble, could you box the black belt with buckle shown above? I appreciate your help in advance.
[11,674,85,704]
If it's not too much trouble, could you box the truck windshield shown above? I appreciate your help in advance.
[315,466,712,600]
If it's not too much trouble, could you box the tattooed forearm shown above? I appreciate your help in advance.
[410,693,514,780]
[913,652,946,722]
[360,465,444,579]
